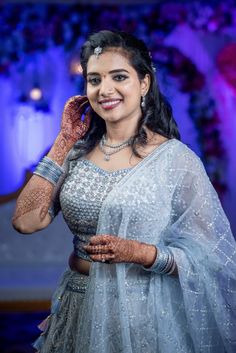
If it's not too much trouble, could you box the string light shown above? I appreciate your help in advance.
[70,59,83,75]
[29,87,42,101]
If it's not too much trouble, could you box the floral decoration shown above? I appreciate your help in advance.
[1,1,233,195]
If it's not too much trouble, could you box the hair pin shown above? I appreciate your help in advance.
[151,63,157,72]
[94,46,102,58]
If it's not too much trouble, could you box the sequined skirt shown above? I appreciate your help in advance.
[33,269,89,353]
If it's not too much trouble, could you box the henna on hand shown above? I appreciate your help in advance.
[48,96,91,165]
[60,95,91,143]
[84,234,157,267]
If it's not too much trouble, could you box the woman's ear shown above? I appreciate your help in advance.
[141,74,151,96]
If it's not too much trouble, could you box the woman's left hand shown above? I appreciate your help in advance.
[83,234,157,267]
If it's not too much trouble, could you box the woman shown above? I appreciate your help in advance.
[12,30,236,353]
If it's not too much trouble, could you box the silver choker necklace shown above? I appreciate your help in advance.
[99,135,132,161]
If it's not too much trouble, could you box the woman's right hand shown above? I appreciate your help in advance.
[60,95,91,144]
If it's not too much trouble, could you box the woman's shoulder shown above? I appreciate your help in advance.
[163,139,206,176]
[168,138,199,157]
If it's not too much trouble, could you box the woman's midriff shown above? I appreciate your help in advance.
[69,252,91,276]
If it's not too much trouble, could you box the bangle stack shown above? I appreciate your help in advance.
[33,156,65,186]
[143,245,176,275]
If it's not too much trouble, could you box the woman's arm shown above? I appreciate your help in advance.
[12,96,91,234]
[12,133,69,234]
[84,234,178,275]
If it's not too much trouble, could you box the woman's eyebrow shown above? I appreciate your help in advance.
[87,69,129,77]
[109,69,129,74]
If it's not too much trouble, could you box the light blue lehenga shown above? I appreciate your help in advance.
[35,139,236,353]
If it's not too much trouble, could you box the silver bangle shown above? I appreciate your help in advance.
[142,245,176,275]
[166,261,177,275]
[33,156,65,186]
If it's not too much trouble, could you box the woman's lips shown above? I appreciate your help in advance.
[99,99,122,110]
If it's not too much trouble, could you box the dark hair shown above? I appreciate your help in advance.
[71,30,180,159]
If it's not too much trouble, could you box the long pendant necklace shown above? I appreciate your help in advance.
[99,134,132,161]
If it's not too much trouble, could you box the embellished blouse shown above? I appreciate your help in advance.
[49,158,130,261]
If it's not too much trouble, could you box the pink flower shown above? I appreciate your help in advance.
[217,43,236,92]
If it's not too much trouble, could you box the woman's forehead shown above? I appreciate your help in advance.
[86,49,133,74]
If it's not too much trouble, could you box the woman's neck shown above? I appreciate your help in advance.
[105,123,137,144]
[104,123,159,145]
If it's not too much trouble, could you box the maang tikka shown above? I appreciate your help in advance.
[94,46,102,58]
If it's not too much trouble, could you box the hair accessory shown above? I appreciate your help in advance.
[94,46,102,58]
[151,63,157,72]
[33,156,65,186]
[141,95,146,108]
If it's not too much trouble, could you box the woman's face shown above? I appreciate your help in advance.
[86,50,150,126]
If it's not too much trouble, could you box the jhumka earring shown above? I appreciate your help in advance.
[94,46,102,58]
[141,95,146,108]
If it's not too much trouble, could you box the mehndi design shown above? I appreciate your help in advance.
[12,96,91,228]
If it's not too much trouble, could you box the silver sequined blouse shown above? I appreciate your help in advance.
[58,159,130,261]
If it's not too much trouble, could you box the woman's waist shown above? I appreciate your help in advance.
[69,252,91,276]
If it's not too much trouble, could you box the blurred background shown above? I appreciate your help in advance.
[0,0,236,351]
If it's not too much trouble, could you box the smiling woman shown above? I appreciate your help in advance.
[86,52,150,128]
[12,30,236,353]
[84,50,152,168]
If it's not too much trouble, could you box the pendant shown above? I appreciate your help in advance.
[104,155,110,161]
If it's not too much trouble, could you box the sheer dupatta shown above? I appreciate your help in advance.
[75,139,236,353]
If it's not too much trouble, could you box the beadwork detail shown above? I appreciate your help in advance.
[58,159,131,260]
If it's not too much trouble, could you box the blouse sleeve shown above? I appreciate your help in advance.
[164,155,236,352]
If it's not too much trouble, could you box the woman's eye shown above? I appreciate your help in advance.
[87,77,100,86]
[113,74,128,81]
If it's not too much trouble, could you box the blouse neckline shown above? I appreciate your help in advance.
[81,138,175,176]
[80,159,132,176]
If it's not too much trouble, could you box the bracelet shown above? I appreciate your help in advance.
[33,156,65,186]
[142,245,176,275]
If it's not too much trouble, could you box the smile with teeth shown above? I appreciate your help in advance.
[99,99,121,109]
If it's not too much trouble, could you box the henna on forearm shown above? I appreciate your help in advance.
[12,135,67,226]
[12,95,91,232]
[47,132,73,166]
[12,176,53,223]
[13,133,72,226]
[134,241,157,267]
[12,136,68,228]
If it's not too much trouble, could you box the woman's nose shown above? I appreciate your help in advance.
[99,78,115,96]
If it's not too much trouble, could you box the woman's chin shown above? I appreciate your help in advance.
[99,114,123,124]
